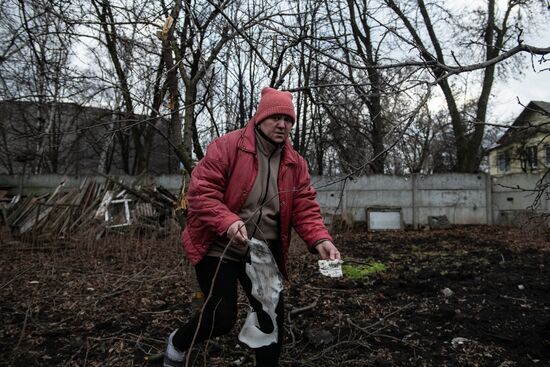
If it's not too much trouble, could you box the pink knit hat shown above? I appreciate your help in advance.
[254,87,296,124]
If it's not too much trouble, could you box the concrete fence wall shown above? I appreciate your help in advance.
[312,173,493,227]
[0,174,183,195]
[490,173,549,226]
[1,173,547,228]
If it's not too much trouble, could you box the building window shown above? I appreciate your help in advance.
[524,145,538,170]
[497,151,510,172]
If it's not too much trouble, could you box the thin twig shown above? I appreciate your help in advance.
[14,303,31,353]
[347,302,413,334]
[289,299,318,316]
[0,266,33,289]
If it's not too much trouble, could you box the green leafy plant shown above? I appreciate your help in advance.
[343,262,386,280]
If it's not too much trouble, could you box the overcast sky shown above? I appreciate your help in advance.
[449,1,550,125]
[491,54,550,123]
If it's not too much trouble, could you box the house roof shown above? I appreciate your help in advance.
[489,100,550,151]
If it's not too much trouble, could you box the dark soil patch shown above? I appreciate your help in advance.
[1,225,548,366]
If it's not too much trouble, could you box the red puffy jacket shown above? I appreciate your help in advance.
[182,119,332,277]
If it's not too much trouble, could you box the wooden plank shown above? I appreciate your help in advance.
[19,202,55,234]
[8,197,37,226]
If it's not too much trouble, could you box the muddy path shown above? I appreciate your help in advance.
[1,225,548,366]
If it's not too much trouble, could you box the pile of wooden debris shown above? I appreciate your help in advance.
[0,176,178,242]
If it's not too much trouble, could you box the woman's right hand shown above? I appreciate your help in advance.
[227,220,248,246]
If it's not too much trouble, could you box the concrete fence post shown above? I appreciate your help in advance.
[412,173,418,229]
[485,173,493,225]
[342,177,348,215]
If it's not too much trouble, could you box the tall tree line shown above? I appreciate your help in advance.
[0,0,548,176]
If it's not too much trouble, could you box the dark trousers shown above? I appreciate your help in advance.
[173,256,284,366]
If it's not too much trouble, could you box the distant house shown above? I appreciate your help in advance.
[487,101,550,176]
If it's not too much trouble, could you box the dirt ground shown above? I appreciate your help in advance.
[1,225,548,366]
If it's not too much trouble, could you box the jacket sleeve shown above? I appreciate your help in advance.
[291,157,333,250]
[187,139,241,236]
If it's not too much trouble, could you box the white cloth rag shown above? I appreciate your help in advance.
[238,238,283,348]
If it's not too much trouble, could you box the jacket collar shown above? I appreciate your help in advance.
[239,118,297,166]
[255,128,280,156]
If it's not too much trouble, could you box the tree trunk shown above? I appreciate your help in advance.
[348,0,386,173]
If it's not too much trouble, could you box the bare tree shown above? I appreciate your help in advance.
[384,0,547,173]
[0,0,89,174]
[1,0,549,177]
